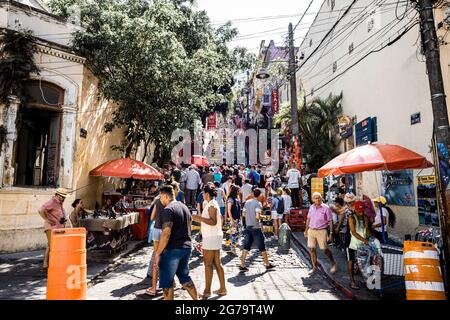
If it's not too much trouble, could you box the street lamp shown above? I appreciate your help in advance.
[256,67,270,80]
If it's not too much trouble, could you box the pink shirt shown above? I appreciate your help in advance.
[41,197,66,231]
[307,204,332,230]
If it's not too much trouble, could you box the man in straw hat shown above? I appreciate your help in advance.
[38,188,70,270]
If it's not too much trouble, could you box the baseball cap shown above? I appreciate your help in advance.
[354,201,366,212]
[372,196,387,205]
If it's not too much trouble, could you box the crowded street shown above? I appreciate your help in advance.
[1,0,450,309]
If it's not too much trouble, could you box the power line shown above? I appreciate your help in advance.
[293,0,316,31]
[306,20,418,98]
[300,0,403,77]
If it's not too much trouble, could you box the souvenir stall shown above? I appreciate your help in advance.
[80,157,164,252]
[317,143,448,300]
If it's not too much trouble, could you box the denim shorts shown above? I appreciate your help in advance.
[243,227,266,252]
[220,207,226,216]
[152,228,162,242]
[158,248,192,288]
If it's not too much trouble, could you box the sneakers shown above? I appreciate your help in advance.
[239,266,249,272]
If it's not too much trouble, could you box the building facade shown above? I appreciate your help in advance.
[297,0,450,236]
[0,0,125,252]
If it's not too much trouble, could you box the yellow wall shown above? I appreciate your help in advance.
[71,67,125,209]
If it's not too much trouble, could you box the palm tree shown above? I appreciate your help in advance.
[274,91,343,173]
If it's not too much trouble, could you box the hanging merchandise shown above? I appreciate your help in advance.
[356,237,383,281]
[417,175,439,226]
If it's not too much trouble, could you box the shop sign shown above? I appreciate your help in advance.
[206,113,217,130]
[340,126,353,139]
[80,128,87,138]
[355,117,377,146]
[272,90,279,114]
[311,177,324,198]
[411,112,421,125]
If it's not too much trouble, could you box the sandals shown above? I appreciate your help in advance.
[349,283,360,290]
[201,293,211,300]
[213,289,228,296]
[145,288,157,296]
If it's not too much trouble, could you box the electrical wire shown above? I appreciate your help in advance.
[306,19,419,98]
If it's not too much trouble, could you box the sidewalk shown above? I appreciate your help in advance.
[291,231,406,300]
[0,240,145,300]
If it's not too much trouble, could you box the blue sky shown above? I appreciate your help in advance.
[195,0,324,53]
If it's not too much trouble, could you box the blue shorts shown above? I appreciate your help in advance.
[243,227,266,252]
[220,207,225,216]
[158,248,192,288]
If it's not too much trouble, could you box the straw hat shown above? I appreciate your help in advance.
[344,192,356,203]
[372,196,387,205]
[55,188,69,198]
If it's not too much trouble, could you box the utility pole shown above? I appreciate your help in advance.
[417,0,450,290]
[288,23,299,137]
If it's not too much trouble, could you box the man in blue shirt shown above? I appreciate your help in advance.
[250,166,260,186]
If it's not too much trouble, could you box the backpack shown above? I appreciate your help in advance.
[276,196,284,215]
[271,176,282,191]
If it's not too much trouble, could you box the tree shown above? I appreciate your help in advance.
[274,91,343,172]
[0,29,40,104]
[46,0,250,164]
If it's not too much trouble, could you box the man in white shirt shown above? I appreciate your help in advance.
[185,166,201,208]
[240,179,253,203]
[372,196,390,242]
[286,163,301,208]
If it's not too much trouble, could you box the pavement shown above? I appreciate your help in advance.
[87,237,347,300]
[0,240,145,300]
[291,231,406,300]
[0,235,347,300]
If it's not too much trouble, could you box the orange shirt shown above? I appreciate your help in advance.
[246,193,266,208]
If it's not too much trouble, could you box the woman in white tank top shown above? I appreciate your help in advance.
[192,183,227,299]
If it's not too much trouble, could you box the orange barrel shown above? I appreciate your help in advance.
[46,228,87,300]
[403,241,447,300]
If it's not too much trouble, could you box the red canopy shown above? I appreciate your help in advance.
[317,144,433,178]
[89,158,164,180]
[191,155,209,167]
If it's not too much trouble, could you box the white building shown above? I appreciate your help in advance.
[297,0,450,237]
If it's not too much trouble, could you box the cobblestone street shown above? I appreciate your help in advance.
[87,238,347,300]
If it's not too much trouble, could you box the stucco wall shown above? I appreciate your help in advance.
[71,67,125,209]
[297,0,448,237]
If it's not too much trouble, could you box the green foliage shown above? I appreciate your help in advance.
[46,0,248,162]
[0,29,40,104]
[274,92,343,172]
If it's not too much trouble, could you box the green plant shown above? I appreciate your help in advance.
[0,29,40,104]
[274,91,343,172]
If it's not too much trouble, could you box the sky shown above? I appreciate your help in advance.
[194,0,324,53]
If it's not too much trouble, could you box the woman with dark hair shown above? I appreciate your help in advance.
[70,199,92,227]
[233,168,244,187]
[225,185,242,254]
[192,183,227,298]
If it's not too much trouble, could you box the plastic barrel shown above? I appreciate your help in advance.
[403,241,446,300]
[46,228,87,300]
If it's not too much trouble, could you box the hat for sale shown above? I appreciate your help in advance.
[372,196,387,205]
[55,187,70,198]
[354,201,366,212]
[344,192,356,203]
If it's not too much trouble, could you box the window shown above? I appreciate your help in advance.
[329,0,335,10]
[367,17,375,32]
[14,81,64,187]
[333,61,337,73]
[349,42,354,54]
[309,39,313,47]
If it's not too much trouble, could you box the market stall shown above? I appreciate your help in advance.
[79,211,140,252]
[89,157,164,244]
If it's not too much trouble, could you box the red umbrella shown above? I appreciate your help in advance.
[191,155,209,167]
[89,158,164,180]
[317,144,433,178]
